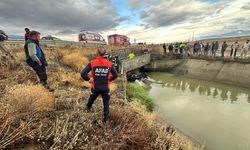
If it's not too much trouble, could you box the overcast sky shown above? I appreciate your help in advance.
[0,0,250,43]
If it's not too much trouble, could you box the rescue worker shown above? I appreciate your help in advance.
[179,42,186,55]
[114,55,120,72]
[24,31,53,91]
[81,48,118,122]
[240,40,250,59]
[221,41,228,58]
[24,28,30,42]
[103,53,111,61]
[129,51,135,59]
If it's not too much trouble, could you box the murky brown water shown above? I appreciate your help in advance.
[148,72,250,150]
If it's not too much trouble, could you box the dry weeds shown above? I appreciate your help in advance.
[0,45,201,150]
[3,84,54,113]
[62,52,89,71]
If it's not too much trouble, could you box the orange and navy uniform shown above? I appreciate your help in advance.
[81,56,118,91]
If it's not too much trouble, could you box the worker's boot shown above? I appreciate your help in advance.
[41,82,54,92]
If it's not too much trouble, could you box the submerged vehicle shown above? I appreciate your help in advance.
[78,31,106,45]
[108,34,130,46]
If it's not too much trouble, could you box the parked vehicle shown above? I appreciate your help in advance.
[41,35,61,41]
[108,34,130,46]
[78,31,106,45]
[0,30,8,41]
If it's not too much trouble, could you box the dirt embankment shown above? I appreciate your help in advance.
[0,45,202,150]
[172,59,250,88]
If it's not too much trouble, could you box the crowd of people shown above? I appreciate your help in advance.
[163,40,250,59]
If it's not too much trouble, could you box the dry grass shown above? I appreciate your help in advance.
[110,83,118,94]
[62,52,89,72]
[3,84,54,113]
[0,45,202,150]
[15,50,25,62]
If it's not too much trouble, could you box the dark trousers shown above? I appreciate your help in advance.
[27,59,48,85]
[86,89,110,122]
[221,50,225,58]
[230,49,237,57]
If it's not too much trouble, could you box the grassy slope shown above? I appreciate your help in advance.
[126,83,155,111]
[0,45,202,150]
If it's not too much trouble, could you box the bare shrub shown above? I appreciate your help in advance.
[0,102,38,148]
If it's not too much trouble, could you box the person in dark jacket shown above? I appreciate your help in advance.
[24,30,53,91]
[211,42,216,57]
[163,43,167,55]
[168,43,174,52]
[24,28,30,42]
[214,41,219,57]
[221,41,228,58]
[81,48,118,122]
[204,42,210,58]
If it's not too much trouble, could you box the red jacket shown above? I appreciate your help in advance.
[25,33,30,41]
[81,56,118,91]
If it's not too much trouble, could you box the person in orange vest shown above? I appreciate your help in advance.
[81,48,118,122]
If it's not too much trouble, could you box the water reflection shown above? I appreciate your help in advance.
[150,73,250,103]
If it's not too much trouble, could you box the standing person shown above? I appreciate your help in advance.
[24,31,53,91]
[193,42,200,56]
[184,43,190,58]
[200,42,204,56]
[81,48,118,122]
[128,51,135,59]
[179,42,185,55]
[168,43,174,54]
[204,42,210,58]
[175,42,179,53]
[240,40,250,59]
[24,28,30,42]
[214,41,219,57]
[211,42,216,57]
[163,43,167,55]
[221,41,228,58]
[231,41,240,59]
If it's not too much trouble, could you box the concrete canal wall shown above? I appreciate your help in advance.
[146,58,250,88]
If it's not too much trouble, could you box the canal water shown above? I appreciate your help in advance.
[148,72,250,150]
